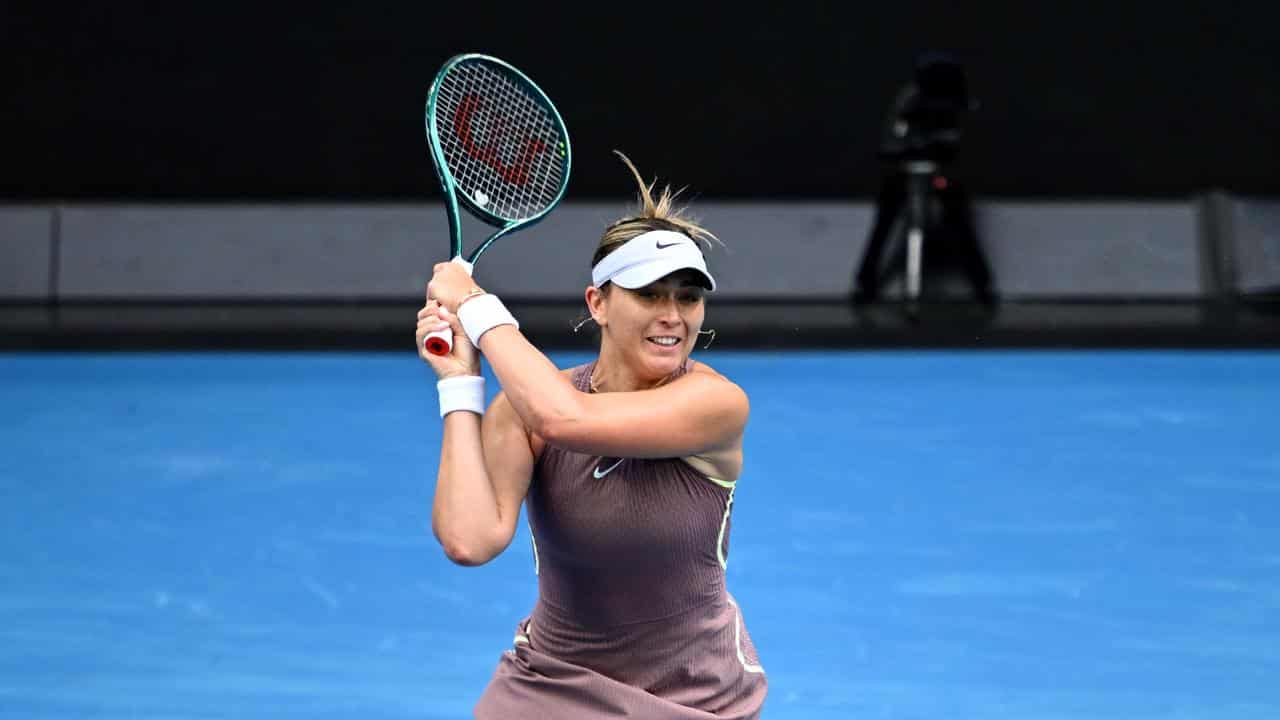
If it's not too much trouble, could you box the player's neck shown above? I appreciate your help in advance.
[590,350,673,394]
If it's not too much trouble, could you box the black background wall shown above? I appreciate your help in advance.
[3,1,1278,202]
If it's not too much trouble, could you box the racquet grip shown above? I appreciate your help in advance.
[424,257,475,356]
[424,327,452,356]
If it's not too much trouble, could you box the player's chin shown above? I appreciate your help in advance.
[639,336,689,369]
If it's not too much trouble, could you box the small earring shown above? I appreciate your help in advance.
[697,328,716,349]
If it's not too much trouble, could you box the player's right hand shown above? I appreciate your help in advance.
[416,299,480,379]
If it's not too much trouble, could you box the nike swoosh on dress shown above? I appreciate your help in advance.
[593,458,625,478]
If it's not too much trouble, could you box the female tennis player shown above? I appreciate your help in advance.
[417,153,767,719]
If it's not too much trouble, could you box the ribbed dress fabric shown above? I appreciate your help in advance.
[473,360,767,718]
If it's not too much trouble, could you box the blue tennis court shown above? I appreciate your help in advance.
[3,350,1279,719]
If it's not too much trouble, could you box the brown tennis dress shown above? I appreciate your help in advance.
[473,360,767,719]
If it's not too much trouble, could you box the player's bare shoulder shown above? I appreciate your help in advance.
[687,360,747,395]
[680,361,747,480]
[684,360,750,421]
[486,364,573,459]
[522,365,577,457]
[687,359,729,382]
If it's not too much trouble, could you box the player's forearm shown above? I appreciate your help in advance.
[431,413,504,565]
[477,325,583,436]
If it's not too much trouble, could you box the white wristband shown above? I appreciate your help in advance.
[457,294,518,346]
[437,375,485,418]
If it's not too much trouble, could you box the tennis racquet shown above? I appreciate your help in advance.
[422,53,572,355]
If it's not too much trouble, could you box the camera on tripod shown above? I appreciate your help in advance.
[854,51,994,310]
[878,51,976,168]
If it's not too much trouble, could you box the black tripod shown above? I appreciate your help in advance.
[853,160,994,310]
[852,52,995,313]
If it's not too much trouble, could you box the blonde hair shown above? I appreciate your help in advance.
[591,151,720,271]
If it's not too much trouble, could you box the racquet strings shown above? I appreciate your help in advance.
[433,60,567,222]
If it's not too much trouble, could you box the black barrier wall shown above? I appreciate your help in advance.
[2,3,1278,201]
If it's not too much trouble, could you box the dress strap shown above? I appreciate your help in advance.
[571,361,598,393]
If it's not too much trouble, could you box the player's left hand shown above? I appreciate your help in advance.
[427,262,482,314]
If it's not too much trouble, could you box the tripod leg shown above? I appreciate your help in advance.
[906,227,923,299]
[904,174,928,312]
[939,180,995,304]
[854,177,905,303]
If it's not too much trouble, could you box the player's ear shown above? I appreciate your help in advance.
[585,284,608,327]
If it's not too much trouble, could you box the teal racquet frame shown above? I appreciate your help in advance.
[425,53,572,266]
[422,53,571,355]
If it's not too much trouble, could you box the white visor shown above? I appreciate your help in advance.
[591,230,717,291]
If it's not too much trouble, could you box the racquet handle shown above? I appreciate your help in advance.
[425,257,475,356]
